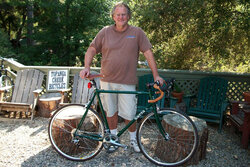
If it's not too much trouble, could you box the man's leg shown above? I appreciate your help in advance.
[124,119,140,152]
[118,84,140,152]
[107,112,118,135]
[100,81,119,135]
[124,119,136,132]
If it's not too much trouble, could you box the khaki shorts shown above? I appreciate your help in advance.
[100,81,137,120]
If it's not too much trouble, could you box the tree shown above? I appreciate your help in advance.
[0,0,27,49]
[0,29,14,57]
[26,0,34,46]
[1,0,248,72]
[17,0,113,66]
[129,0,249,72]
[0,0,113,66]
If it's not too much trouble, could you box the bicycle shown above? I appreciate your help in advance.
[48,74,199,166]
[0,57,14,102]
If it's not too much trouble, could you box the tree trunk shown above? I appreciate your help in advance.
[155,115,208,166]
[27,2,34,46]
[51,113,99,155]
[37,93,61,118]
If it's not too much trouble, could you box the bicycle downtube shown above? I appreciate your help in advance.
[74,93,97,137]
[96,91,110,131]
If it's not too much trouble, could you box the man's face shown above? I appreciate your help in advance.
[113,6,130,28]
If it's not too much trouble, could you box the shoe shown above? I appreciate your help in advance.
[130,139,140,152]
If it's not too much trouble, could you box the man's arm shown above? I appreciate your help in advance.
[143,49,164,85]
[79,47,96,78]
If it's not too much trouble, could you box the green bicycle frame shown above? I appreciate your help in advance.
[75,85,167,141]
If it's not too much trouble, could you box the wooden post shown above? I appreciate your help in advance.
[155,115,208,166]
[37,93,61,118]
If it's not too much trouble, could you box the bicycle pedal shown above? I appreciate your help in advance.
[105,145,118,153]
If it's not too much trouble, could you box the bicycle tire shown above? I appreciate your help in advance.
[137,108,198,166]
[0,75,13,102]
[48,104,104,161]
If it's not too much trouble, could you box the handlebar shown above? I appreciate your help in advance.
[148,83,164,103]
[147,79,174,103]
[85,74,104,80]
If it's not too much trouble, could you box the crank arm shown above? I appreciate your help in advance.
[110,141,128,149]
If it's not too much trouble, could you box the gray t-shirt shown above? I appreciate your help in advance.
[90,25,152,84]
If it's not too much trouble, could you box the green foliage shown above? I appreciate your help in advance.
[129,0,249,73]
[0,0,27,47]
[0,0,249,73]
[0,30,14,57]
[173,82,182,93]
[0,0,113,66]
[20,0,113,66]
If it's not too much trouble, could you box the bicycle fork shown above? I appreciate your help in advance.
[155,110,171,141]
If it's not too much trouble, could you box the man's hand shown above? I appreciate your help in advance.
[155,76,164,86]
[79,67,90,79]
[80,47,96,79]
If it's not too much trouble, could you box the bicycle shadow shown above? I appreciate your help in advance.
[21,146,81,167]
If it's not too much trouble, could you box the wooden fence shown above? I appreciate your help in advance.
[3,58,250,102]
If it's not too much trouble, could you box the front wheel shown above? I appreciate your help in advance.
[48,104,104,161]
[137,109,198,166]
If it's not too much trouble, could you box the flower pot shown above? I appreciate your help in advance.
[243,92,250,102]
[171,91,184,103]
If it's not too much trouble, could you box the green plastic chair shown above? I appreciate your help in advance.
[186,76,228,132]
[137,74,165,114]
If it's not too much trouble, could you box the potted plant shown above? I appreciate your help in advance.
[171,83,184,103]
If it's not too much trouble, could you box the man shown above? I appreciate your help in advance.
[80,2,164,152]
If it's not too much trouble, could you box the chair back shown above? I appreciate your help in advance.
[12,69,44,104]
[71,71,100,104]
[196,76,228,112]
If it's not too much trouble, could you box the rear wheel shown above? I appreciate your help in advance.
[137,109,198,166]
[48,104,104,161]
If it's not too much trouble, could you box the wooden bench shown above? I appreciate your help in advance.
[228,101,250,149]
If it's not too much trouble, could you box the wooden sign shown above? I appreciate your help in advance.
[47,70,69,91]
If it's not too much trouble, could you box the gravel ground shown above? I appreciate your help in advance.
[0,116,249,167]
